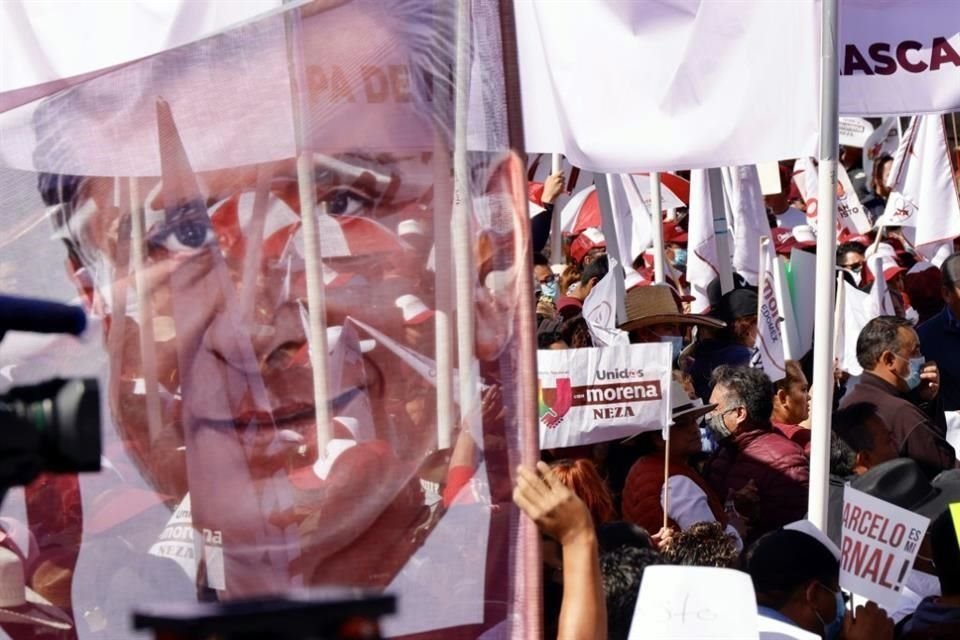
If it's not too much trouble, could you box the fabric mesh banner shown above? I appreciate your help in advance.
[0,1,538,638]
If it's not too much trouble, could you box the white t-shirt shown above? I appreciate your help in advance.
[661,475,744,551]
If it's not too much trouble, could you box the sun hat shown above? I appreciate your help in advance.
[0,547,72,630]
[619,284,725,333]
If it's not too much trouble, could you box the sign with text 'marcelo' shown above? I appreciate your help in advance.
[537,343,672,449]
[840,486,931,610]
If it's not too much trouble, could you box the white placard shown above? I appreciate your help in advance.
[839,117,874,148]
[628,566,759,640]
[537,343,672,449]
[757,161,783,196]
[840,486,931,610]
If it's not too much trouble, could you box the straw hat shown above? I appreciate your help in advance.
[0,547,72,630]
[618,284,725,333]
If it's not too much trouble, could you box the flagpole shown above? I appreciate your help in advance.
[284,5,332,453]
[662,433,671,531]
[128,177,164,446]
[550,154,563,261]
[452,0,478,439]
[707,168,735,294]
[808,0,840,533]
[651,172,666,284]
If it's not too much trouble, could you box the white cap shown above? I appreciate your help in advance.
[397,219,426,237]
[327,326,376,353]
[792,225,817,244]
[395,294,434,324]
[784,519,841,561]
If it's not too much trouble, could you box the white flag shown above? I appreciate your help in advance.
[792,157,871,235]
[756,238,786,381]
[867,254,896,317]
[558,185,596,235]
[862,117,900,187]
[613,174,654,264]
[686,170,719,313]
[875,116,960,246]
[840,281,871,375]
[583,256,629,347]
[724,165,770,286]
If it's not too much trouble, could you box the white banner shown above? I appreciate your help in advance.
[515,0,820,170]
[516,0,960,172]
[838,0,960,117]
[537,344,672,449]
[875,115,960,245]
[756,238,787,382]
[840,486,931,611]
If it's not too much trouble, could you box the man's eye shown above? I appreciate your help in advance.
[320,187,371,216]
[147,200,216,253]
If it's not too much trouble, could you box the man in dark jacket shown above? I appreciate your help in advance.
[917,252,960,412]
[702,366,809,545]
[839,316,957,478]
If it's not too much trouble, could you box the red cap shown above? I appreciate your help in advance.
[569,227,606,263]
[663,222,688,244]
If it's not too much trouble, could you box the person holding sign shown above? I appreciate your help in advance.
[840,316,957,478]
[747,525,894,640]
[621,380,745,551]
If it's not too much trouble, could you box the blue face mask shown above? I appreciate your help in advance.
[672,248,688,267]
[660,335,683,360]
[541,280,559,301]
[812,585,845,640]
[895,354,925,391]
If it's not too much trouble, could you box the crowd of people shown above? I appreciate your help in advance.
[518,157,960,639]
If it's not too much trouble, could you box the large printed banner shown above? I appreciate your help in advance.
[516,0,960,171]
[840,487,931,611]
[538,344,672,449]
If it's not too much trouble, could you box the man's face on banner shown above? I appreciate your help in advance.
[50,0,525,598]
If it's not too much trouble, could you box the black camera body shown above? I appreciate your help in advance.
[0,295,101,503]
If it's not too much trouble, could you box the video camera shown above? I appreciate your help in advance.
[0,294,101,504]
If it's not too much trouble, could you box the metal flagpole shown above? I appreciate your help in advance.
[808,0,840,533]
[549,154,563,261]
[651,173,666,283]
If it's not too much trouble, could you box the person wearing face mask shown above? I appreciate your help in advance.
[837,241,869,290]
[702,366,809,544]
[621,380,745,552]
[839,316,957,479]
[617,283,725,363]
[746,523,894,640]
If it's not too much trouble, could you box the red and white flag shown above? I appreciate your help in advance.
[755,238,786,382]
[792,157,872,236]
[874,115,960,246]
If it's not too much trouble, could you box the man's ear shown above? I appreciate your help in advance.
[854,450,871,473]
[878,350,896,368]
